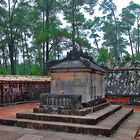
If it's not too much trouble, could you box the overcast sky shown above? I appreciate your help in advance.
[114,0,140,13]
[93,0,140,18]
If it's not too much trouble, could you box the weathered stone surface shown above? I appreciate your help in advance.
[17,105,121,125]
[0,108,133,137]
[0,81,50,105]
[105,69,140,96]
[17,134,43,140]
[40,93,82,109]
[51,72,105,103]
[33,101,110,116]
[82,98,107,108]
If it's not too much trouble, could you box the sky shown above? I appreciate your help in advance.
[93,0,140,18]
[114,0,140,13]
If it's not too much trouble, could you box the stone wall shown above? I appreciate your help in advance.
[51,71,105,103]
[92,73,105,99]
[105,69,140,96]
[51,72,87,102]
[0,81,50,104]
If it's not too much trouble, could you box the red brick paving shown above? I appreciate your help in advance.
[123,105,140,112]
[0,103,39,119]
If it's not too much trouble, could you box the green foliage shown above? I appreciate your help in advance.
[0,63,43,75]
[0,0,140,75]
[135,53,140,61]
[28,65,43,75]
[97,48,109,63]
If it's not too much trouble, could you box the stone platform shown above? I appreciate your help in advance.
[0,100,134,137]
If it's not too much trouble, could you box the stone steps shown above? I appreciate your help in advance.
[81,101,110,113]
[97,108,134,134]
[16,105,121,125]
[0,108,133,137]
[33,101,110,116]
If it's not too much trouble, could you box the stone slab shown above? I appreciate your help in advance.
[17,134,43,140]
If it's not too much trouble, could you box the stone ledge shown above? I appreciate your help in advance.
[17,105,121,125]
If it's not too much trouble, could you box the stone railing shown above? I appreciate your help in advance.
[40,93,82,109]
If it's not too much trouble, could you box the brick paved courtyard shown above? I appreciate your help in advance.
[0,103,39,119]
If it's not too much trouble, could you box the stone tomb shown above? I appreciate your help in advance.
[40,49,106,113]
[49,49,106,103]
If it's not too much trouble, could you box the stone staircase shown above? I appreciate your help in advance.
[0,101,133,137]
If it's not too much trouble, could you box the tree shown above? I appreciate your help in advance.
[99,0,119,65]
[128,2,140,53]
[0,0,33,75]
[84,17,102,53]
[59,0,90,50]
[120,2,140,61]
[121,7,136,60]
[29,0,62,75]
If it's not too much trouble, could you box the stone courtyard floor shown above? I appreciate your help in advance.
[0,103,139,140]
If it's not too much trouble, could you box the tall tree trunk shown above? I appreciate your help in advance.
[14,46,17,75]
[46,41,49,75]
[0,38,8,73]
[72,0,75,48]
[21,36,25,74]
[57,45,60,60]
[8,42,15,75]
[112,10,119,65]
[2,47,8,73]
[93,34,100,53]
[42,10,45,75]
[137,18,140,53]
[24,34,31,68]
[8,0,17,75]
[45,1,50,75]
[127,29,134,61]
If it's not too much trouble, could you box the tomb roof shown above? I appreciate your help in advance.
[47,48,106,73]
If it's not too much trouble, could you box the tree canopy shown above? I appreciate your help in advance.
[0,0,140,75]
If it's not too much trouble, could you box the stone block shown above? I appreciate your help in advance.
[40,93,82,109]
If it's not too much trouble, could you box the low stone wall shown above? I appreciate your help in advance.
[0,76,50,104]
[105,69,140,99]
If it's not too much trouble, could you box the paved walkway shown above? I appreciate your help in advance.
[0,103,139,140]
